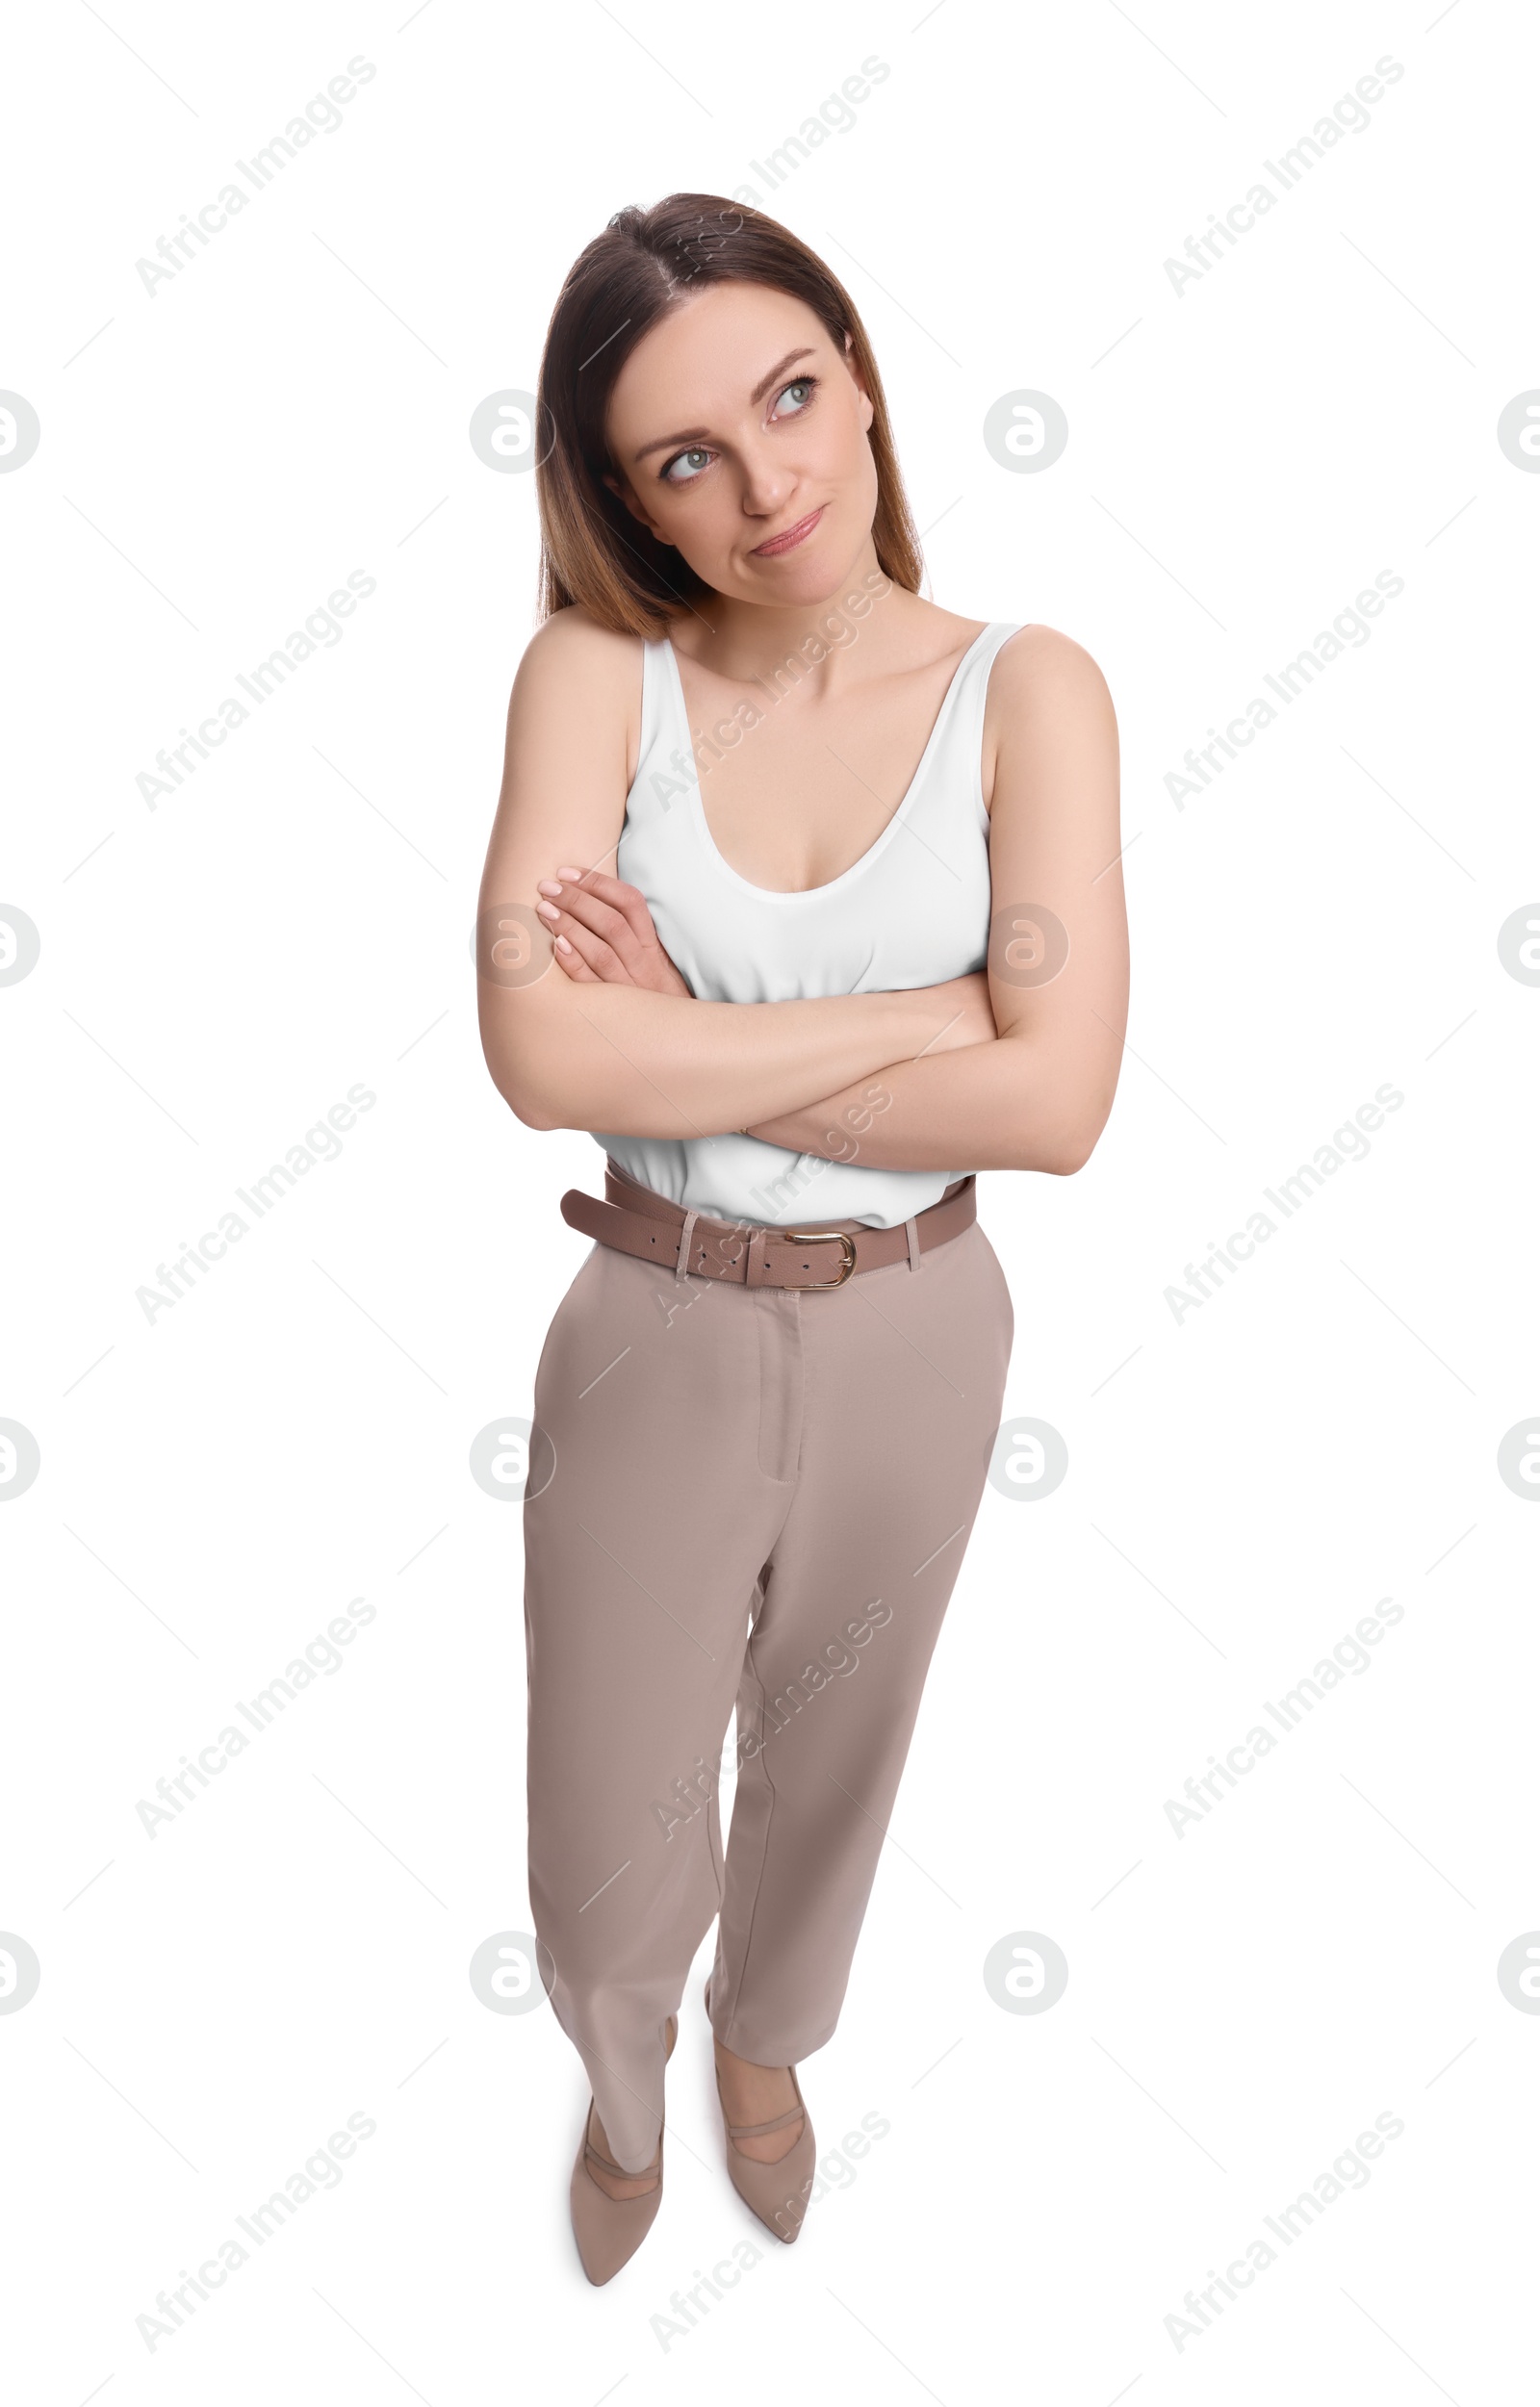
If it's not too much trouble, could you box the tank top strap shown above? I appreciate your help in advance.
[926,621,1027,832]
[631,635,698,828]
[956,620,1028,729]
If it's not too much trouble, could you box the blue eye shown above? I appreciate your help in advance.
[776,377,816,413]
[662,445,712,485]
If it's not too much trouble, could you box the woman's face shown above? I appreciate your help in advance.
[603,279,879,610]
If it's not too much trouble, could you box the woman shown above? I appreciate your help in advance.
[476,192,1127,2284]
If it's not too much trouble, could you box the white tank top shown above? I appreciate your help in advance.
[594,620,1023,1230]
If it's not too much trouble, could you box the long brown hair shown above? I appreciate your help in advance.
[533,193,924,637]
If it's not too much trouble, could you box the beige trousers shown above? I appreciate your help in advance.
[522,1169,1014,2171]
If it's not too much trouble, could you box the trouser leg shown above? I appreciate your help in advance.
[708,1222,1014,2066]
[522,1240,791,2171]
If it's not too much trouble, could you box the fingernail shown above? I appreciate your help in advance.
[555,864,584,880]
[554,934,572,952]
[536,900,558,920]
[536,879,563,896]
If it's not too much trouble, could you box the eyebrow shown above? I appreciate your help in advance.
[631,348,818,463]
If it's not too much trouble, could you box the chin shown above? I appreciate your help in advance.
[751,560,839,606]
[743,521,854,603]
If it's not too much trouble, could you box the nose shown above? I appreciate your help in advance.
[738,432,797,523]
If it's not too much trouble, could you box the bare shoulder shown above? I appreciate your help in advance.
[983,624,1118,811]
[506,602,648,786]
[990,622,1115,712]
[514,602,644,706]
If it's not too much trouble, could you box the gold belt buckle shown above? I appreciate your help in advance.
[784,1228,859,1289]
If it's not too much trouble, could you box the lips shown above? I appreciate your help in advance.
[751,506,825,557]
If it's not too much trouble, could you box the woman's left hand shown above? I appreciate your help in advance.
[535,867,693,996]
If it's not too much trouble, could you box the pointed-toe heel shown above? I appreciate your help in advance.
[569,2011,677,2286]
[704,1978,817,2245]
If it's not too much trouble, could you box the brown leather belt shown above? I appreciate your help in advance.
[560,1159,978,1292]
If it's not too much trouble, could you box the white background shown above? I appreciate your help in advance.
[3,0,1537,2398]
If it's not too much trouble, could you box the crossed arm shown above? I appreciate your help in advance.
[476,611,1128,1177]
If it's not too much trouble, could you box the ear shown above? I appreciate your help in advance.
[841,331,875,433]
[602,468,674,546]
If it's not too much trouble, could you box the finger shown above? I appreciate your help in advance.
[552,933,602,981]
[549,881,638,948]
[543,908,628,981]
[547,883,650,971]
[557,869,662,958]
[551,881,659,972]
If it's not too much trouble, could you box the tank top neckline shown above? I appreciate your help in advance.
[657,619,1005,905]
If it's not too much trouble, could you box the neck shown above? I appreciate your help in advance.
[673,533,913,690]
